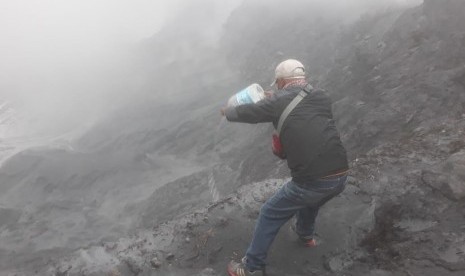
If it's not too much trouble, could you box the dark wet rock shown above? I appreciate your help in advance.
[150,257,162,268]
[442,151,465,200]
[165,252,175,261]
[346,175,357,185]
[55,265,72,276]
[421,170,450,196]
[422,150,465,200]
[123,258,142,275]
[324,254,353,272]
[361,201,407,258]
[186,221,194,230]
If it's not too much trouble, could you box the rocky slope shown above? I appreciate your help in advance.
[1,0,465,275]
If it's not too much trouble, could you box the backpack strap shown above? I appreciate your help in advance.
[276,84,313,136]
[302,83,313,94]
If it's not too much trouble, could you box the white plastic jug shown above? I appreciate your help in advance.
[227,83,265,107]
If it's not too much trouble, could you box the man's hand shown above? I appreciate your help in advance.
[264,90,274,98]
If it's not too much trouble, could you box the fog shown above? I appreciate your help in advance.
[1,1,153,135]
[0,0,421,138]
[0,0,241,136]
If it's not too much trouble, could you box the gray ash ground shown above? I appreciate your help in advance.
[40,138,465,276]
[41,178,374,276]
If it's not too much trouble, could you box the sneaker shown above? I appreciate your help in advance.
[290,224,317,248]
[302,237,317,247]
[227,260,265,276]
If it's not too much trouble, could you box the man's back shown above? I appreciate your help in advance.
[226,84,348,183]
[279,86,348,182]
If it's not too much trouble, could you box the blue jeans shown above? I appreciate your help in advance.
[244,175,347,271]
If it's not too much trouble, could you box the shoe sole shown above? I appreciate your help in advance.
[227,266,237,276]
[303,239,317,247]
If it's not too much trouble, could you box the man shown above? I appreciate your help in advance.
[222,59,349,276]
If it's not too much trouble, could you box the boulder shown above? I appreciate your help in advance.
[442,150,465,200]
[422,150,465,200]
[150,257,162,268]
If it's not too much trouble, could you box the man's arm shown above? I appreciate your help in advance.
[223,96,279,124]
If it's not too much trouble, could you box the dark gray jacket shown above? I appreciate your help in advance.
[225,84,348,183]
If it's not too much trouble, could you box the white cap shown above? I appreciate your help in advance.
[271,59,306,86]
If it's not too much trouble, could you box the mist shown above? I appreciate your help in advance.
[0,0,240,137]
[0,0,421,138]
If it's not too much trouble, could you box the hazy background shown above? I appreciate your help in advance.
[0,0,420,137]
[0,0,241,136]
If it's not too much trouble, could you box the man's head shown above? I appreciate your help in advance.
[272,59,306,89]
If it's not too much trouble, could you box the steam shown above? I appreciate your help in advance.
[0,0,421,137]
